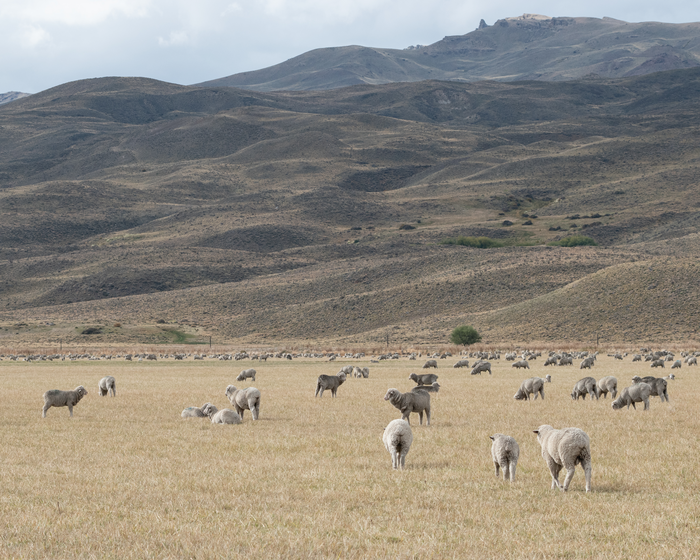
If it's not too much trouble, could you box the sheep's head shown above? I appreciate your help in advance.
[408,373,418,381]
[631,376,642,383]
[611,398,623,410]
[384,389,399,402]
[76,386,87,396]
[225,385,237,398]
[513,389,527,400]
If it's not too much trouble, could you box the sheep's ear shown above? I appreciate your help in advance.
[489,436,494,441]
[533,430,539,434]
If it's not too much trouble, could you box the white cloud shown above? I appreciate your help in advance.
[158,30,191,47]
[0,0,152,26]
[18,24,52,48]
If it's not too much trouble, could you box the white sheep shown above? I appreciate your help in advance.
[597,376,618,399]
[181,403,212,418]
[202,403,242,424]
[42,386,88,417]
[225,385,261,420]
[533,425,592,492]
[490,434,519,482]
[383,419,413,470]
[98,376,116,397]
[236,368,256,382]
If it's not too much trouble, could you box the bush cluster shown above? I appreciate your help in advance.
[440,236,504,248]
[548,235,598,247]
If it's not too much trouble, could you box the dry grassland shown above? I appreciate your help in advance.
[2,356,700,559]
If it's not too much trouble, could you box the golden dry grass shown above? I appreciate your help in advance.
[2,355,699,559]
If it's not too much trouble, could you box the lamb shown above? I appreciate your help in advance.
[98,376,116,397]
[315,372,347,397]
[181,403,212,418]
[225,385,261,420]
[453,359,470,368]
[533,425,592,492]
[597,376,618,399]
[490,434,520,482]
[612,383,652,410]
[470,361,492,375]
[384,388,431,426]
[571,377,598,400]
[422,359,438,369]
[236,368,256,382]
[511,360,530,370]
[408,372,438,386]
[42,386,88,417]
[202,403,242,424]
[383,419,413,470]
[513,377,545,401]
[632,376,669,402]
[411,382,440,393]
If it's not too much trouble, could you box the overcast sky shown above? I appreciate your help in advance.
[4,0,700,94]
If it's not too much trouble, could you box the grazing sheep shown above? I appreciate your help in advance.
[558,355,573,366]
[579,357,595,369]
[236,368,256,382]
[612,383,652,410]
[408,372,439,386]
[533,425,592,492]
[470,361,492,375]
[543,355,558,366]
[422,359,438,369]
[632,354,642,362]
[383,419,413,470]
[514,377,545,401]
[490,434,520,482]
[42,386,88,417]
[202,403,242,424]
[181,403,211,418]
[411,382,440,393]
[361,367,370,379]
[453,359,470,368]
[632,376,669,402]
[671,360,681,369]
[651,359,665,368]
[98,376,116,397]
[687,356,697,366]
[315,372,347,397]
[597,376,618,399]
[571,377,598,400]
[225,385,261,420]
[384,388,431,426]
[352,366,363,378]
[511,360,530,370]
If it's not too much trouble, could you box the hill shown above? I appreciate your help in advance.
[2,71,700,347]
[198,15,700,91]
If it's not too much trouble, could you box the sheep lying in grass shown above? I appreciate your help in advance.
[412,382,440,393]
[202,403,242,424]
[571,377,598,400]
[490,434,519,482]
[422,359,438,369]
[514,377,545,401]
[383,419,413,470]
[384,388,431,426]
[181,403,212,418]
[470,361,492,375]
[42,386,88,417]
[315,372,346,397]
[533,425,591,492]
[597,376,618,399]
[225,385,261,420]
[98,376,116,397]
[511,360,530,370]
[409,372,438,386]
[236,368,256,382]
[612,383,651,410]
[632,376,669,402]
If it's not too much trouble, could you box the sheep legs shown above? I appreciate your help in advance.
[41,404,50,418]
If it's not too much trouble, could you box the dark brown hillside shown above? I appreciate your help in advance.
[3,72,700,346]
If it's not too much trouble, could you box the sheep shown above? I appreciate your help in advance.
[671,360,681,369]
[533,425,592,492]
[544,356,558,366]
[42,386,88,417]
[687,356,697,366]
[470,361,492,375]
[98,376,116,397]
[632,376,669,402]
[453,359,470,368]
[597,376,618,399]
[490,434,519,482]
[558,355,573,366]
[511,360,530,370]
[612,383,652,410]
[236,368,256,382]
[315,372,346,397]
[571,377,598,400]
[361,367,370,378]
[181,403,212,418]
[579,357,595,369]
[384,388,431,426]
[408,372,438,386]
[544,374,552,383]
[352,366,363,378]
[202,403,242,424]
[383,419,413,470]
[514,377,545,401]
[225,385,261,420]
[664,373,676,381]
[422,359,438,369]
[411,382,440,393]
[651,359,665,368]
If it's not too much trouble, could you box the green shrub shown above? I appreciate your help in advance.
[450,325,482,346]
[548,235,598,247]
[440,236,504,248]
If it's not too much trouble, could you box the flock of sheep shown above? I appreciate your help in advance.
[37,346,694,492]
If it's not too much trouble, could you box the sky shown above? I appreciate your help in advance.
[4,0,700,94]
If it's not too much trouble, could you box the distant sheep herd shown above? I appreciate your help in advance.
[28,345,695,491]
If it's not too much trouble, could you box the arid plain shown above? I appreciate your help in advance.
[1,353,698,559]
